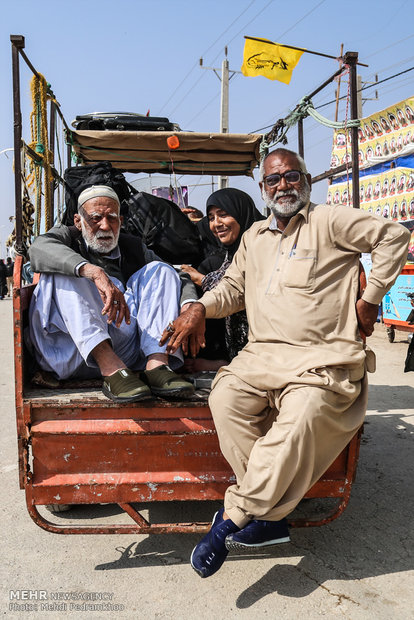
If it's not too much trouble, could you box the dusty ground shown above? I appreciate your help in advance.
[0,296,413,620]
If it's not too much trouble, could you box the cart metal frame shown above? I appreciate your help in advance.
[11,34,364,535]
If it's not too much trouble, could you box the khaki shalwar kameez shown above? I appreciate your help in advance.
[200,202,410,528]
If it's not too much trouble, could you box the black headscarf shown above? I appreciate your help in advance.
[197,215,222,251]
[206,188,264,257]
[196,216,226,273]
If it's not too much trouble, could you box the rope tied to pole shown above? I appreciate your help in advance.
[28,73,54,232]
[261,86,361,158]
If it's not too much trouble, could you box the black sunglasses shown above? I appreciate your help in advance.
[263,170,304,187]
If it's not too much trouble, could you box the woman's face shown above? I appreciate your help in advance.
[208,206,241,246]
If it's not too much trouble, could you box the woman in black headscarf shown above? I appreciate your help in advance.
[182,187,264,362]
[196,214,227,273]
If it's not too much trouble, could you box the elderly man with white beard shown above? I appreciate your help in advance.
[160,148,410,578]
[28,185,195,402]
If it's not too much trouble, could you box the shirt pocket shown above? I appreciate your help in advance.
[282,248,317,289]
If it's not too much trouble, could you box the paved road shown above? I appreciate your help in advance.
[0,296,413,620]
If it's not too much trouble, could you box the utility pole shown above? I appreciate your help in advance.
[220,57,229,136]
[356,75,363,119]
[334,43,344,122]
[200,48,241,189]
[357,74,379,116]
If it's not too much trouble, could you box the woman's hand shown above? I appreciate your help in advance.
[159,302,206,357]
[181,264,204,287]
[79,263,130,328]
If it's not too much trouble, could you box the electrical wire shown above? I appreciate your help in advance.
[274,0,327,40]
[160,0,257,114]
[185,88,221,127]
[168,72,209,119]
[363,33,414,60]
[249,47,414,135]
[362,56,414,83]
[171,0,328,130]
[309,56,414,111]
[249,64,413,134]
[315,66,414,111]
[209,0,275,66]
[201,0,257,58]
[171,0,276,121]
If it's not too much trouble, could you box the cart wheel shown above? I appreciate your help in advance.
[387,326,395,343]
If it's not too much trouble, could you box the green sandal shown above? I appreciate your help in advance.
[102,368,152,403]
[144,365,195,399]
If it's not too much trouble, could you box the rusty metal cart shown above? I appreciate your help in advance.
[11,34,364,535]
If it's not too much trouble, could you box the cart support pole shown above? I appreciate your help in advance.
[298,118,304,158]
[344,51,360,209]
[49,99,56,225]
[10,35,25,254]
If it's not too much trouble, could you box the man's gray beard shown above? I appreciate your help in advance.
[80,219,119,254]
[262,182,310,218]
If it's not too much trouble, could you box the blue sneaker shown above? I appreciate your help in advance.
[225,518,290,550]
[190,508,240,578]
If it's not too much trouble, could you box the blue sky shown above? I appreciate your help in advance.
[1,0,413,256]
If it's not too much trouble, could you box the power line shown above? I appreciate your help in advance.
[249,65,414,133]
[168,0,328,129]
[363,33,414,60]
[375,77,414,99]
[202,0,257,58]
[185,88,221,128]
[159,0,257,113]
[168,72,208,119]
[362,55,414,83]
[275,0,327,40]
[209,0,275,65]
[315,66,414,110]
[350,0,410,50]
[173,0,276,122]
[279,72,413,146]
[180,0,274,122]
[310,56,414,110]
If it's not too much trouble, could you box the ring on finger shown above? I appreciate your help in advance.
[166,321,175,333]
[113,300,119,306]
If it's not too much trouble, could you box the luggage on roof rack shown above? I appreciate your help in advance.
[72,111,180,132]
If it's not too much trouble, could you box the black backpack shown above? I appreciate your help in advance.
[62,162,132,226]
[124,191,202,265]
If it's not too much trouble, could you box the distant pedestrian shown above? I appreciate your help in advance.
[5,257,14,297]
[0,260,6,300]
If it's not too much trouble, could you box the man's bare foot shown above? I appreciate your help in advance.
[146,353,169,371]
[91,340,127,376]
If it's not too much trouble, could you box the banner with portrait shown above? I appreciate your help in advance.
[330,97,414,170]
[326,167,414,221]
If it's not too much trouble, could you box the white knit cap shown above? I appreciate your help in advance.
[78,185,120,209]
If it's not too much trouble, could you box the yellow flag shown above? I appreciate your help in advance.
[241,37,304,84]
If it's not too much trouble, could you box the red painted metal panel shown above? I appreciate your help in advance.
[29,402,213,421]
[31,417,217,434]
[29,472,233,504]
[31,433,229,476]
[13,256,363,534]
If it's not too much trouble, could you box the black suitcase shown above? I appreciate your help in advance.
[72,112,178,132]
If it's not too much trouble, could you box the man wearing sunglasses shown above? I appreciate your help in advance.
[161,147,410,578]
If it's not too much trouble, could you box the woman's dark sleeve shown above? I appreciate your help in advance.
[197,250,226,275]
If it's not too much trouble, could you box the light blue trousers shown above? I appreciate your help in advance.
[29,261,183,379]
